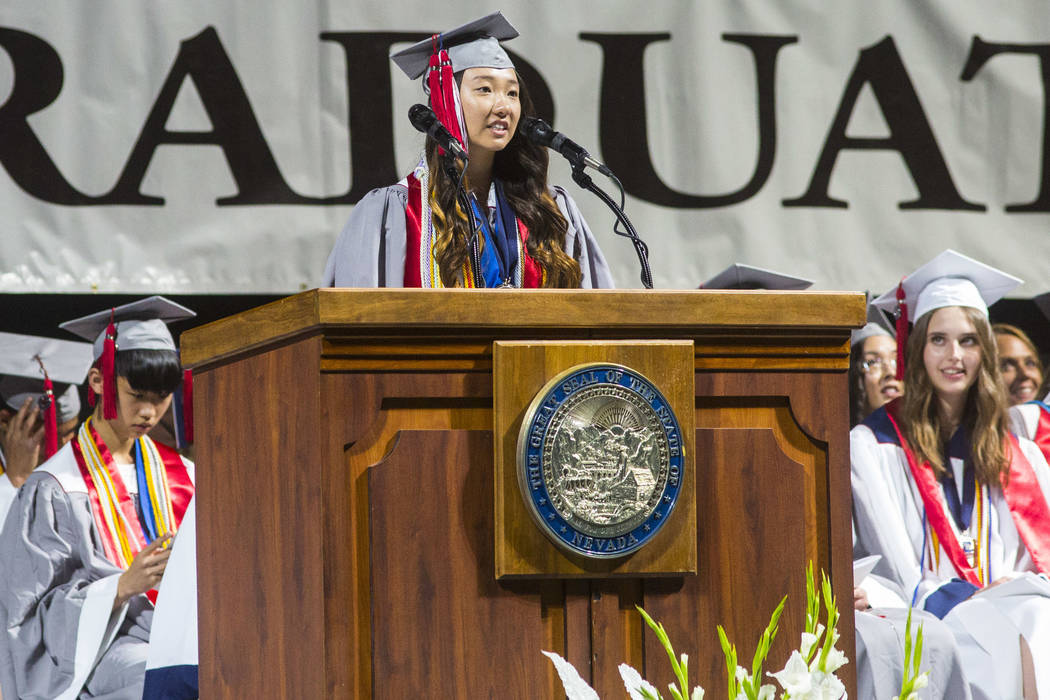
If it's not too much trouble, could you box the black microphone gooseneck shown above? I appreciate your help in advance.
[409,104,468,162]
[408,104,485,285]
[521,117,653,289]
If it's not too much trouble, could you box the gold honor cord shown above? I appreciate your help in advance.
[140,435,176,539]
[78,419,136,568]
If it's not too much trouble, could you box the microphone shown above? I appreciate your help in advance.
[520,117,612,176]
[408,104,468,162]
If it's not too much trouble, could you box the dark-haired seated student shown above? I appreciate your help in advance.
[322,12,612,289]
[0,297,195,700]
[0,332,94,524]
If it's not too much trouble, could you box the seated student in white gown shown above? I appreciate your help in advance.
[0,297,196,700]
[849,316,973,699]
[852,249,1050,700]
[996,321,1050,473]
[0,332,93,524]
[322,12,613,290]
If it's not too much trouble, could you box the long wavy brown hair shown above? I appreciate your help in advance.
[899,306,1011,486]
[425,74,581,288]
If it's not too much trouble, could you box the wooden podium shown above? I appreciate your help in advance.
[180,288,865,699]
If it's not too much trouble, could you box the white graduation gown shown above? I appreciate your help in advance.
[321,183,615,289]
[856,573,972,700]
[852,406,1050,699]
[0,443,194,700]
[142,497,198,699]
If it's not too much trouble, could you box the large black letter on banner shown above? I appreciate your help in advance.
[102,26,309,205]
[579,32,796,208]
[784,36,983,211]
[961,36,1050,212]
[0,28,102,204]
[320,32,554,204]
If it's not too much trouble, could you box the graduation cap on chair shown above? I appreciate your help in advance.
[699,263,814,290]
[60,296,197,447]
[0,333,94,459]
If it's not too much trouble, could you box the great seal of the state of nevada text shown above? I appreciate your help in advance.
[517,363,685,558]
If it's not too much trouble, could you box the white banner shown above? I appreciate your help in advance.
[2,1,1050,294]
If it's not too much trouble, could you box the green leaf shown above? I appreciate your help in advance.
[717,625,738,699]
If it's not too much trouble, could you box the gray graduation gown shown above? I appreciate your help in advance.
[322,184,615,288]
[0,444,189,700]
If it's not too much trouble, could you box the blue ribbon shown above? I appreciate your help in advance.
[467,180,519,287]
[940,429,975,532]
[134,440,160,544]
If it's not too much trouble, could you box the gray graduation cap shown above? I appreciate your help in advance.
[851,292,896,346]
[1034,292,1050,324]
[390,12,518,80]
[0,332,93,422]
[699,263,814,290]
[59,296,196,360]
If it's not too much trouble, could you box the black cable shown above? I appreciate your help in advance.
[570,166,653,289]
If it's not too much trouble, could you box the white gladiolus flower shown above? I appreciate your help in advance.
[800,627,823,658]
[821,646,849,673]
[619,663,660,700]
[691,686,705,700]
[756,683,776,700]
[542,650,600,700]
[809,670,846,700]
[770,650,812,695]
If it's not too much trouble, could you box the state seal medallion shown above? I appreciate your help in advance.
[517,363,685,559]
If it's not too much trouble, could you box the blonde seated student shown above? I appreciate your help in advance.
[0,297,196,700]
[0,333,93,524]
[852,250,1050,700]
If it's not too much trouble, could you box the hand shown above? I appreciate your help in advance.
[853,587,870,611]
[114,534,174,609]
[0,398,44,487]
[981,577,1012,592]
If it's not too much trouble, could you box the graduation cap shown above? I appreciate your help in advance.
[0,332,94,459]
[390,12,519,155]
[1034,292,1050,325]
[870,250,1022,379]
[699,263,814,290]
[851,293,896,347]
[60,297,196,443]
[390,12,518,80]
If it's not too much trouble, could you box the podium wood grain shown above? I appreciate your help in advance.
[183,288,864,699]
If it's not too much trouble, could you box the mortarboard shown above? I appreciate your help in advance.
[1034,292,1050,325]
[870,250,1022,380]
[59,297,196,442]
[0,332,93,458]
[851,293,896,347]
[390,12,518,80]
[871,249,1022,322]
[699,263,814,290]
[390,12,519,155]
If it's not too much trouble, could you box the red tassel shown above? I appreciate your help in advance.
[102,313,118,420]
[182,369,194,445]
[895,280,909,381]
[426,43,466,155]
[42,375,58,459]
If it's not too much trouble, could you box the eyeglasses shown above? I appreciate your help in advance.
[860,357,897,375]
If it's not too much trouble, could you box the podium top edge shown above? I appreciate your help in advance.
[180,288,868,368]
